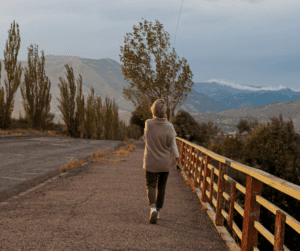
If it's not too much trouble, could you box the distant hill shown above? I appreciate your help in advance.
[171,89,229,114]
[192,99,300,133]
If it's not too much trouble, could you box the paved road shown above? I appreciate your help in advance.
[0,134,124,193]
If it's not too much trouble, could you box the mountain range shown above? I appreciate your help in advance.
[1,55,300,133]
[192,81,300,110]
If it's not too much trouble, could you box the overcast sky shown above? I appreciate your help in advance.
[0,0,300,91]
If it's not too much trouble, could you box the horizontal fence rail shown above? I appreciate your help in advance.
[175,137,300,251]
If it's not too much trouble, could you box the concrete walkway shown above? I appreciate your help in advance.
[0,140,230,251]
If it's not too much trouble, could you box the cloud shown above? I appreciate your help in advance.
[240,0,265,3]
[206,79,300,92]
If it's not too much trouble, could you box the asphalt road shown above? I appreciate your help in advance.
[0,134,124,194]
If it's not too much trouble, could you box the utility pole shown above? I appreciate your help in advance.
[169,0,184,123]
[169,67,175,122]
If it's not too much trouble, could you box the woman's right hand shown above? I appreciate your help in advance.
[175,157,180,164]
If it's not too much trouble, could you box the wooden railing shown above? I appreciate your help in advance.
[175,137,300,251]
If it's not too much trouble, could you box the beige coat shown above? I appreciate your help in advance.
[142,117,180,172]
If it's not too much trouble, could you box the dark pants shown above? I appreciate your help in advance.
[145,171,169,210]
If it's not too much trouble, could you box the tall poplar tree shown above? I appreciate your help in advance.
[119,18,194,123]
[57,64,84,138]
[20,44,53,130]
[83,87,96,139]
[118,120,127,141]
[0,20,23,129]
[93,95,104,140]
[76,77,85,137]
[102,95,114,140]
[111,99,120,140]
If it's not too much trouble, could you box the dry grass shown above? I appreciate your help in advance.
[113,142,136,155]
[60,158,86,173]
[0,128,73,139]
[60,139,137,172]
[90,149,110,162]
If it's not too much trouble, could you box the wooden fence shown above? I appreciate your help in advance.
[175,137,300,251]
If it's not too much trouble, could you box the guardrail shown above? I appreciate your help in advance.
[175,137,300,251]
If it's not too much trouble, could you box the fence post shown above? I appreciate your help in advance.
[210,167,214,201]
[241,175,262,251]
[193,149,200,187]
[188,146,195,177]
[201,155,211,202]
[198,157,204,188]
[274,210,286,251]
[215,162,228,226]
[179,140,184,166]
[183,143,188,171]
[228,180,236,229]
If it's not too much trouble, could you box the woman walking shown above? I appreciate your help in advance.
[142,99,180,224]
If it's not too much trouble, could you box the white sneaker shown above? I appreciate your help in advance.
[156,208,161,219]
[149,206,158,224]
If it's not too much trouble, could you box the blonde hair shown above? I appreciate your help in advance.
[151,99,167,118]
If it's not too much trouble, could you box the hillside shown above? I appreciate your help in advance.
[192,99,300,133]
